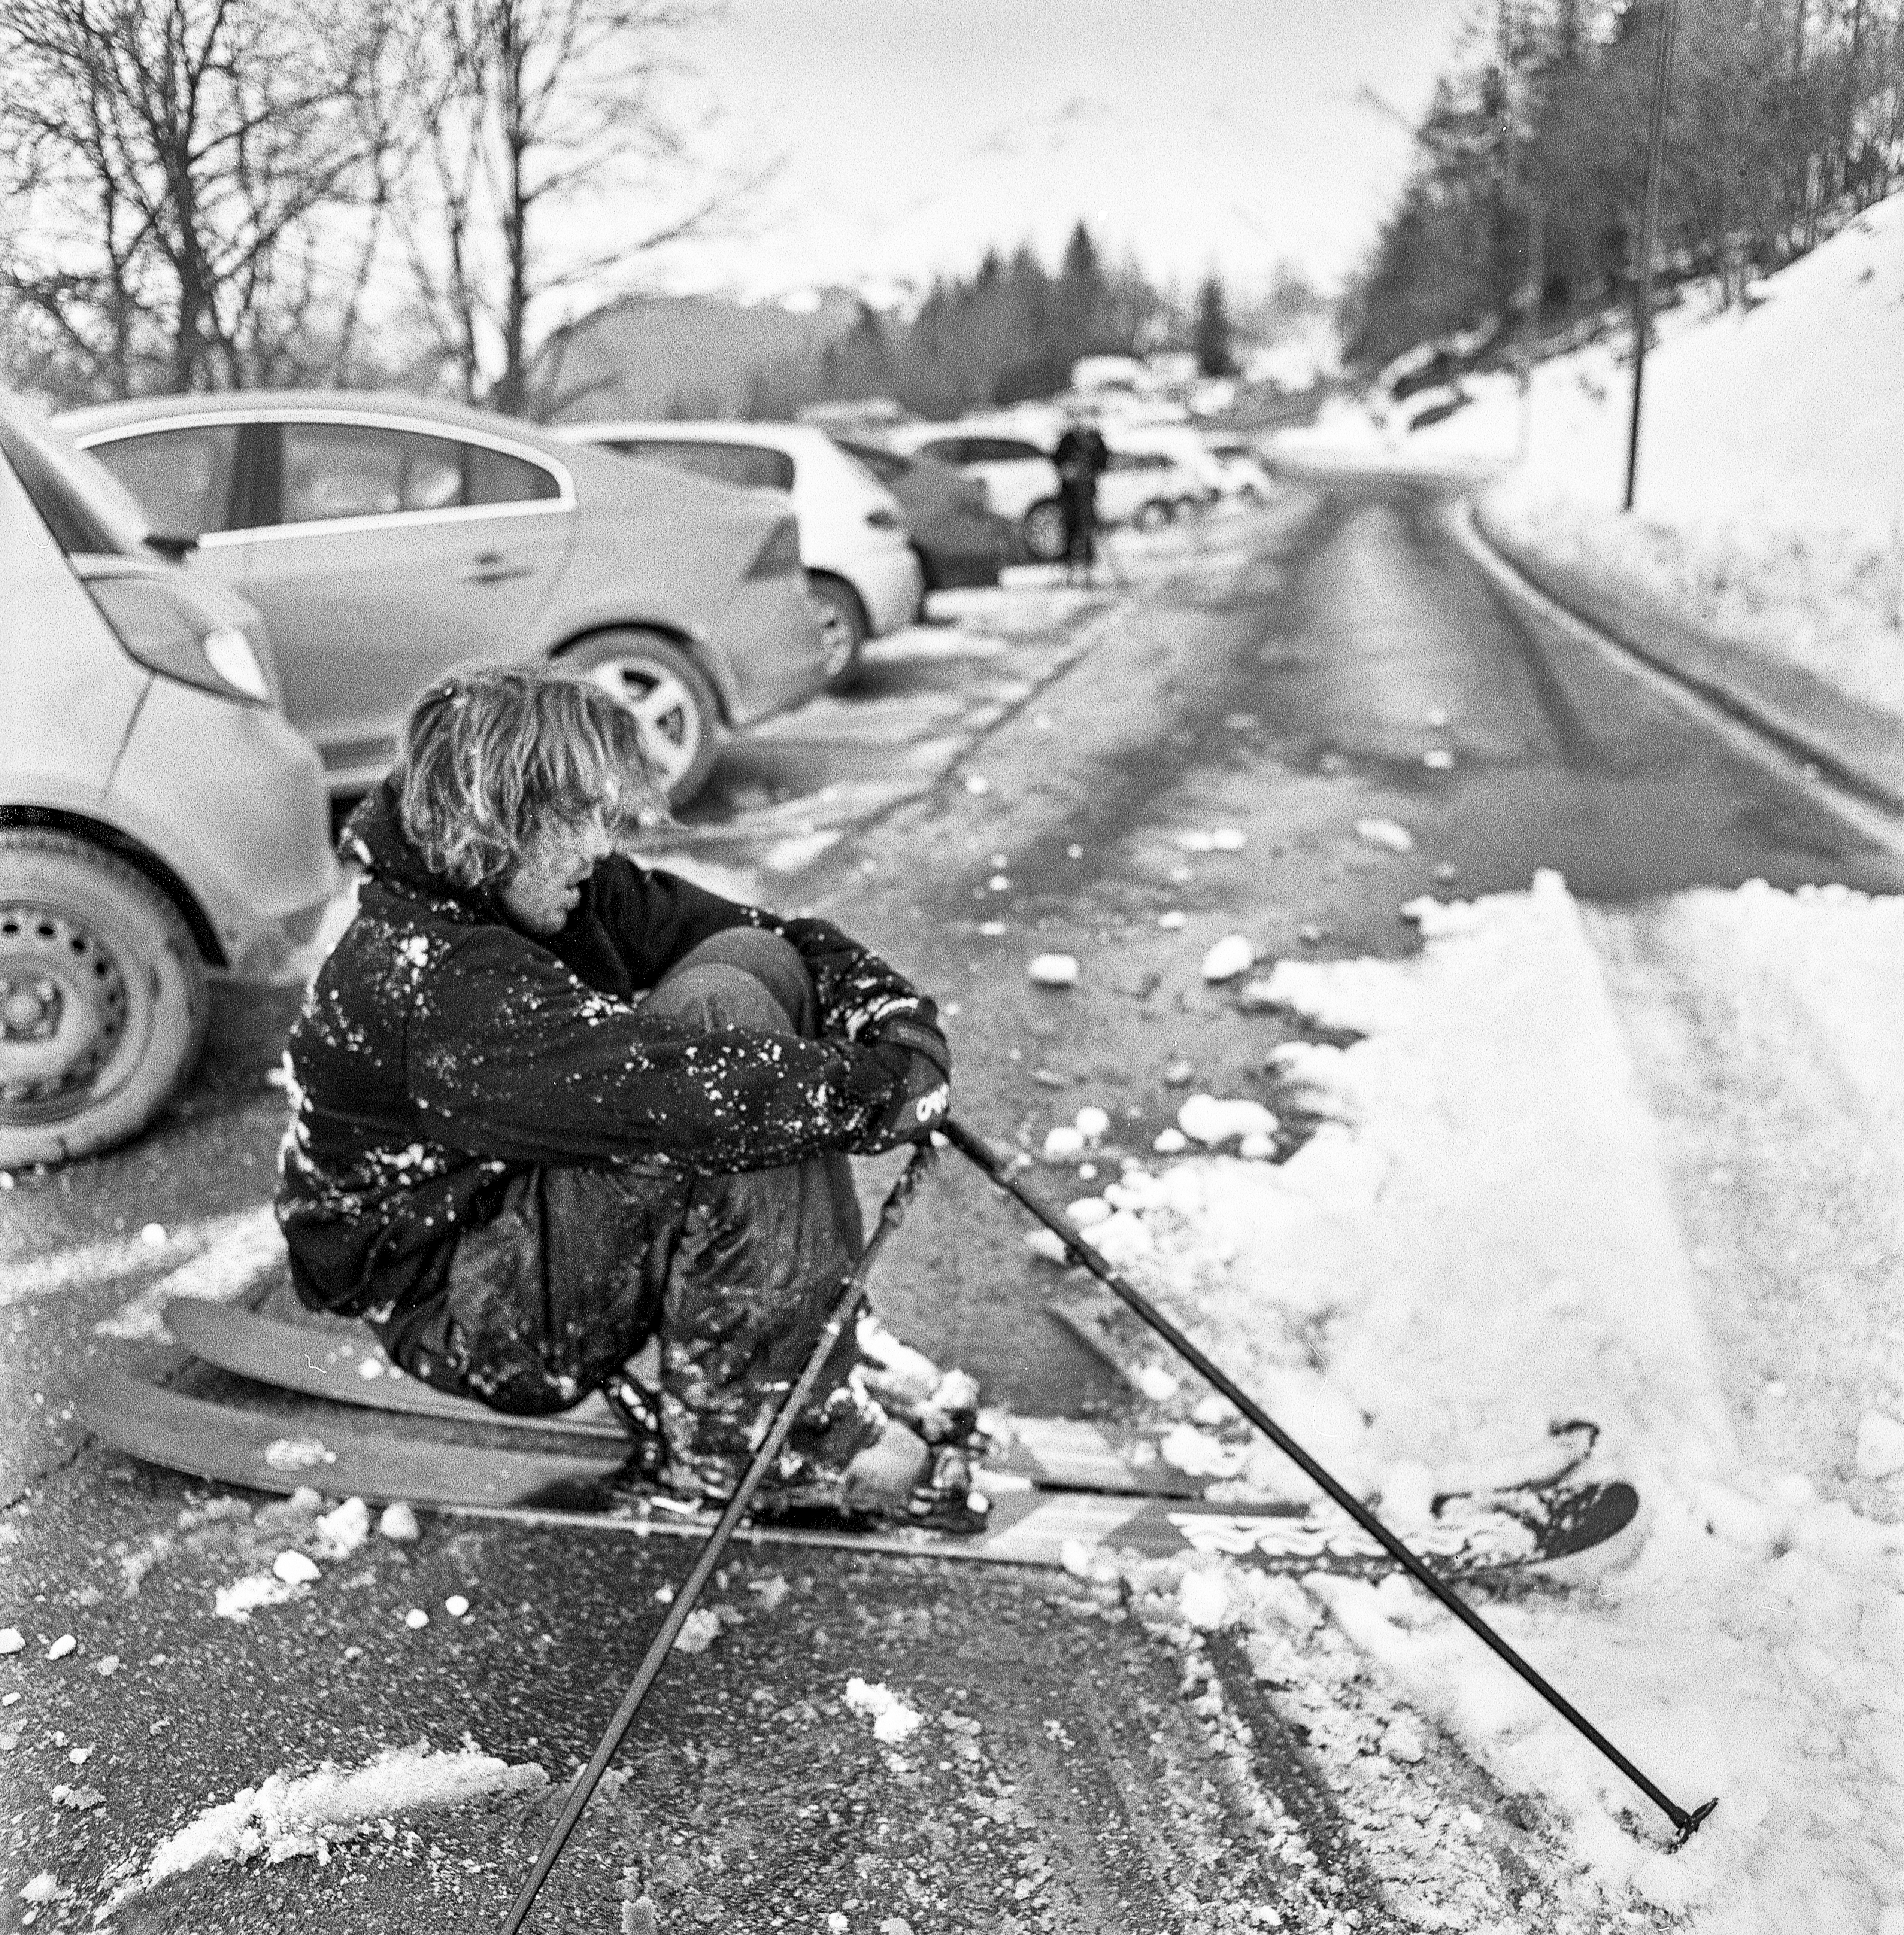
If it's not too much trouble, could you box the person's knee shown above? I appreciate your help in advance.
[654,928,815,1032]
[649,960,794,1034]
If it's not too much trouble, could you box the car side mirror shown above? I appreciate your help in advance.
[144,531,199,562]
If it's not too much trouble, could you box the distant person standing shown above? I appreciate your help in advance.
[1052,421,1110,583]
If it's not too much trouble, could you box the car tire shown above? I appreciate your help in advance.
[563,629,722,809]
[0,830,209,1168]
[1134,498,1174,531]
[807,573,867,693]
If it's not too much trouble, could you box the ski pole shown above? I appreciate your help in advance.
[498,1139,939,1933]
[940,1115,1717,1848]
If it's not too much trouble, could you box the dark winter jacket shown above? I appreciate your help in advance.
[276,784,939,1321]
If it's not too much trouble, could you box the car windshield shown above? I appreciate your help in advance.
[0,392,154,557]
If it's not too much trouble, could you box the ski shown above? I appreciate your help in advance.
[77,1356,1642,1581]
[167,1298,1244,1499]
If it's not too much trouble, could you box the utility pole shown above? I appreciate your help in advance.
[1623,0,1680,513]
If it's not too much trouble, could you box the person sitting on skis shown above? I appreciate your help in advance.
[275,665,980,1526]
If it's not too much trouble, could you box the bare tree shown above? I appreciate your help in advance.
[396,0,767,415]
[0,0,403,403]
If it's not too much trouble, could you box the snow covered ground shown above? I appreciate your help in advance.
[1041,871,1904,1933]
[1274,192,1904,721]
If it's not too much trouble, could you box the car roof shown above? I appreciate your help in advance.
[58,389,577,458]
[560,420,829,456]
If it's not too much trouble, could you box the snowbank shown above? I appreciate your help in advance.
[1091,871,1904,1932]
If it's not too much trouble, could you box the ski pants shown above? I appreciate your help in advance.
[1060,480,1098,569]
[377,926,884,1495]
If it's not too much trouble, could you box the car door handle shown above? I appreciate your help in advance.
[461,551,533,584]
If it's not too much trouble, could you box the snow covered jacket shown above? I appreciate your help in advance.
[276,784,941,1321]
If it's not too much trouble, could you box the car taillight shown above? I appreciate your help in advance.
[85,576,273,705]
[865,506,901,531]
[745,516,802,578]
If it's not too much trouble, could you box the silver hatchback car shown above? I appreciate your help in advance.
[61,392,827,806]
[1,392,337,1166]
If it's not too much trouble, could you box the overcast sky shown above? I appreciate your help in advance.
[643,0,1482,303]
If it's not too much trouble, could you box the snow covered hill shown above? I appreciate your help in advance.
[1275,193,1904,720]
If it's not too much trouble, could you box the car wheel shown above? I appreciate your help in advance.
[807,574,867,692]
[1021,498,1067,563]
[1134,498,1173,531]
[564,630,722,809]
[0,831,209,1167]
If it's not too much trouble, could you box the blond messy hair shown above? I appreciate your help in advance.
[396,667,667,891]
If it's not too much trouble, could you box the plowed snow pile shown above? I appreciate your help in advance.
[1089,871,1904,1934]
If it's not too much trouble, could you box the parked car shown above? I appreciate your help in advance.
[886,425,1067,563]
[1103,426,1228,519]
[833,439,1015,596]
[1204,437,1276,502]
[62,392,824,808]
[560,421,921,689]
[1096,445,1197,529]
[1,391,338,1165]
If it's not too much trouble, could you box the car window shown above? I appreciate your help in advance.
[607,439,795,493]
[838,440,905,484]
[86,424,240,537]
[915,437,967,466]
[280,423,468,524]
[466,443,561,505]
[988,439,1046,463]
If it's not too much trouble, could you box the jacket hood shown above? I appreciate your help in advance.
[340,781,499,923]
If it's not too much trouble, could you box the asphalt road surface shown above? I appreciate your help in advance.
[2,490,1896,1933]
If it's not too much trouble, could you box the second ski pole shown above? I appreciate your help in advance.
[940,1114,1716,1847]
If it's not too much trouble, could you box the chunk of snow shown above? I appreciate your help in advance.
[1158,911,1186,930]
[749,1575,790,1612]
[404,1609,430,1630]
[272,1551,320,1586]
[95,1655,119,1676]
[1238,1131,1276,1161]
[1152,1128,1188,1154]
[1234,979,1283,1012]
[312,1498,370,1559]
[1042,1125,1085,1160]
[445,1595,470,1618]
[843,1677,923,1743]
[263,1437,336,1473]
[1384,1718,1427,1764]
[963,774,989,794]
[673,1609,721,1654]
[1355,817,1415,853]
[1073,1104,1111,1142]
[215,1575,297,1622]
[0,1629,21,1656]
[1422,748,1455,771]
[45,1634,75,1661]
[987,874,1010,892]
[1177,1094,1279,1146]
[1211,828,1246,851]
[1201,935,1256,982]
[1134,1364,1180,1402]
[1065,1197,1110,1227]
[1856,1413,1904,1480]
[1191,1395,1235,1427]
[1027,954,1080,987]
[139,1223,167,1246]
[1160,1425,1245,1479]
[104,1743,546,1913]
[1023,1228,1071,1264]
[1178,1571,1232,1630]
[978,921,1006,937]
[18,1873,59,1905]
[1176,829,1216,852]
[378,1502,420,1543]
[1164,1058,1193,1085]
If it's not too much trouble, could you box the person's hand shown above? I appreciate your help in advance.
[861,1014,951,1148]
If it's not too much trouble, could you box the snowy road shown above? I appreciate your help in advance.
[2,486,1899,1931]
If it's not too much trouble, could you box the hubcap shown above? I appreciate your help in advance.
[583,659,702,794]
[814,598,855,680]
[0,905,130,1114]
